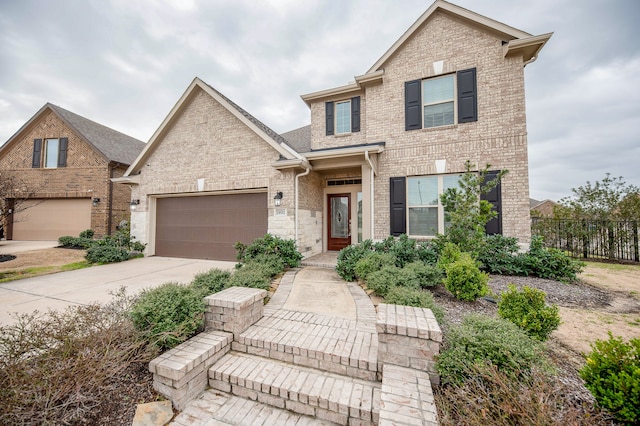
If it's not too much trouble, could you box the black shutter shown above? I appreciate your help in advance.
[457,68,477,123]
[32,138,42,168]
[405,80,422,131]
[57,137,68,167]
[325,101,334,136]
[351,96,360,133]
[390,177,407,236]
[481,170,502,235]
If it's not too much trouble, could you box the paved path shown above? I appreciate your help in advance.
[0,256,234,326]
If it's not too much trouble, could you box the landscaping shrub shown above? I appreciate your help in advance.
[85,244,130,264]
[579,333,640,423]
[79,229,94,239]
[0,291,154,425]
[384,287,444,322]
[191,269,230,296]
[354,252,396,280]
[498,284,560,341]
[436,242,462,270]
[477,234,526,275]
[387,234,420,267]
[336,240,374,281]
[402,261,444,289]
[521,235,584,282]
[130,282,205,350]
[443,252,489,301]
[436,314,548,385]
[247,253,286,277]
[366,266,401,297]
[235,234,302,268]
[415,240,440,265]
[58,235,93,249]
[226,262,272,290]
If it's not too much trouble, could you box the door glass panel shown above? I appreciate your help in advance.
[331,196,349,238]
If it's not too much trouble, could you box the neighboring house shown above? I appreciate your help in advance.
[117,0,551,261]
[530,198,558,218]
[0,103,146,240]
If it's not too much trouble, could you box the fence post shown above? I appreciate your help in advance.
[582,220,588,259]
[633,221,639,263]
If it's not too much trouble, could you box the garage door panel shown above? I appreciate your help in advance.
[12,199,91,241]
[155,193,267,261]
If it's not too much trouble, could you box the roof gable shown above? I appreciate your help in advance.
[125,77,303,176]
[0,103,145,165]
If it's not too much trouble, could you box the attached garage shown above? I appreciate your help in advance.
[154,192,268,261]
[12,198,92,240]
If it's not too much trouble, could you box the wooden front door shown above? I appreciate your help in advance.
[327,193,351,251]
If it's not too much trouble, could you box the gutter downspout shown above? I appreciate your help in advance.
[365,151,375,240]
[294,165,311,248]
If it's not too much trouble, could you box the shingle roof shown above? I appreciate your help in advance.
[281,125,311,153]
[47,103,145,165]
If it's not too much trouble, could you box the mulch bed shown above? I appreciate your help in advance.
[0,254,17,263]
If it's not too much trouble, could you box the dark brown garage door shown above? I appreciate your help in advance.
[155,193,267,261]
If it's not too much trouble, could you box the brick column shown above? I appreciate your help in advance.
[204,286,267,339]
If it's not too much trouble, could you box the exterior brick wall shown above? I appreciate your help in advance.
[307,11,532,243]
[0,110,132,237]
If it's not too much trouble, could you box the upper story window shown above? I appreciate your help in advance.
[32,137,68,168]
[405,68,477,131]
[325,96,361,136]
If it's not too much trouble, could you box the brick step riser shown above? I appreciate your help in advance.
[231,339,379,382]
[209,353,380,426]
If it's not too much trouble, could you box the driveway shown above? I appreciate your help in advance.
[0,256,235,326]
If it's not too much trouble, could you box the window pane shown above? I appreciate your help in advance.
[442,174,461,195]
[424,102,454,128]
[408,177,438,206]
[422,75,453,104]
[45,138,59,168]
[335,101,351,134]
[408,207,438,236]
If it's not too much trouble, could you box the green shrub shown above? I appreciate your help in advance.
[436,314,548,385]
[248,253,286,277]
[191,269,230,296]
[436,242,462,270]
[235,234,302,268]
[388,234,420,267]
[477,234,527,275]
[79,229,94,239]
[402,262,444,289]
[415,240,440,265]
[354,252,396,280]
[520,236,584,282]
[579,333,640,423]
[336,240,374,281]
[366,266,400,297]
[498,284,560,341]
[226,263,272,290]
[384,287,444,322]
[85,245,130,264]
[444,253,489,301]
[130,282,205,350]
[58,235,93,249]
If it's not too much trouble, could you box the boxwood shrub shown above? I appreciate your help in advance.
[498,284,560,341]
[384,287,444,322]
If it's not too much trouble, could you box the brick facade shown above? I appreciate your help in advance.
[0,109,133,237]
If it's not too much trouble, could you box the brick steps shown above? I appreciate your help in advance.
[209,352,381,425]
[233,309,379,381]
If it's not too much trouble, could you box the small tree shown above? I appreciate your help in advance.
[440,161,508,255]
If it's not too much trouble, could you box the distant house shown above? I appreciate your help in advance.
[530,198,558,218]
[0,103,145,240]
[116,0,552,261]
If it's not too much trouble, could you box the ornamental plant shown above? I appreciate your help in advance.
[443,252,489,301]
[498,284,560,341]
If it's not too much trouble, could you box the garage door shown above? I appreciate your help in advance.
[155,193,268,261]
[12,198,91,240]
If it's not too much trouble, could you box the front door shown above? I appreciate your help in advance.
[328,193,351,251]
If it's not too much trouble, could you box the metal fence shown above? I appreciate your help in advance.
[531,218,640,263]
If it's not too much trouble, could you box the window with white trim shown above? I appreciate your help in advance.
[335,100,351,134]
[44,138,59,168]
[422,74,455,128]
[407,174,461,237]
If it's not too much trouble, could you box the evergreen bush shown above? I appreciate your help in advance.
[498,284,560,341]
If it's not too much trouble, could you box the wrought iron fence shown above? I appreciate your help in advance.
[531,218,640,263]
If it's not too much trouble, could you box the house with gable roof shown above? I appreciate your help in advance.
[0,103,145,240]
[117,0,552,261]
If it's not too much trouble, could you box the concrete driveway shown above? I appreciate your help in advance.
[0,256,235,326]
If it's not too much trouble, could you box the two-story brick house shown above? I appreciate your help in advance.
[118,0,551,261]
[0,103,145,240]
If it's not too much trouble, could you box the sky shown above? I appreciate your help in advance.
[1,0,638,201]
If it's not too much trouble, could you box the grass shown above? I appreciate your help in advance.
[0,261,91,283]
[585,261,640,272]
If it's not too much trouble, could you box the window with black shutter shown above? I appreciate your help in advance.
[326,97,361,135]
[389,177,407,236]
[481,170,502,235]
[32,138,42,168]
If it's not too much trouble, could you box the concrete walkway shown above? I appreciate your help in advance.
[0,240,59,254]
[0,256,235,326]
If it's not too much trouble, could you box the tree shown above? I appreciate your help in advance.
[0,172,43,238]
[440,160,508,255]
[555,174,640,221]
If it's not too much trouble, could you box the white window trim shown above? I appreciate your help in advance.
[335,99,351,135]
[407,174,461,238]
[44,138,59,169]
[421,73,457,129]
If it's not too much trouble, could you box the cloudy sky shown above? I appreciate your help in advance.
[1,0,638,201]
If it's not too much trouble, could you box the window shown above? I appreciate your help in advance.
[325,96,361,135]
[335,100,351,134]
[407,174,461,237]
[405,68,477,131]
[422,75,454,128]
[44,138,59,168]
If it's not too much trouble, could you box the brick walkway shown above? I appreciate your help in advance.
[159,263,439,425]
